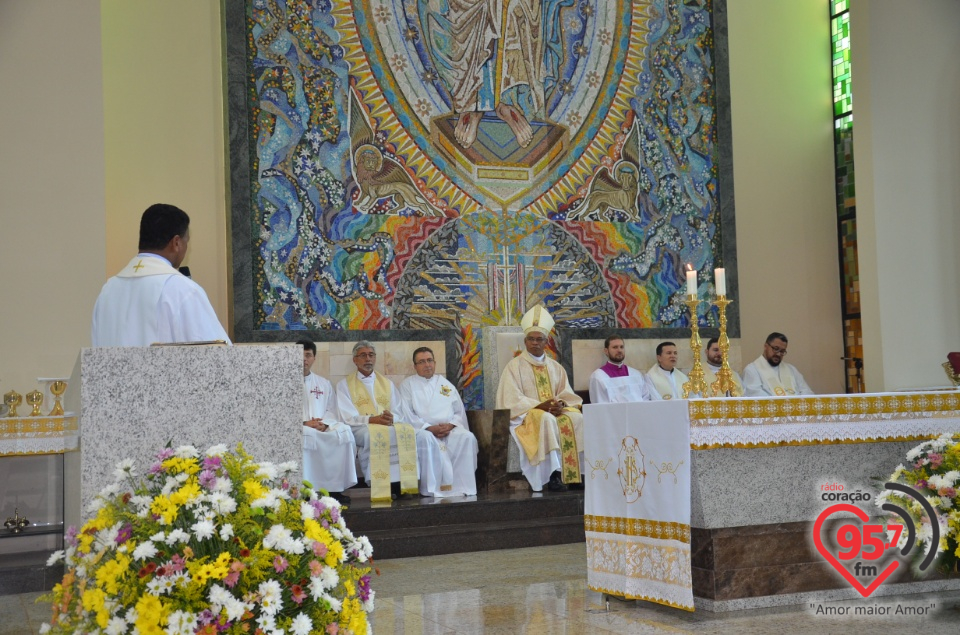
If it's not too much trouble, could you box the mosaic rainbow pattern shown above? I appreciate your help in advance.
[245,0,726,407]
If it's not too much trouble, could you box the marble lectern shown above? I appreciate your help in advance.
[64,344,302,527]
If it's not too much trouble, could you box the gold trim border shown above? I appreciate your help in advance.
[587,584,694,612]
[691,433,943,451]
[584,515,690,543]
[689,392,960,421]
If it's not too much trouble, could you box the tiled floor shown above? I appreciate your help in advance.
[4,543,960,634]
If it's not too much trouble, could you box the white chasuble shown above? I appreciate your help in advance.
[91,253,229,347]
[742,356,813,397]
[336,372,449,498]
[399,374,478,496]
[646,365,689,401]
[496,353,584,491]
[302,372,357,493]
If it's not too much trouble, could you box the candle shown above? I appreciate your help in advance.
[715,268,726,296]
[686,266,697,297]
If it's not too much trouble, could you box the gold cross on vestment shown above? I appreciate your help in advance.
[133,260,145,272]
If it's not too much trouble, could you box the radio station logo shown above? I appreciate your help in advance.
[813,482,941,598]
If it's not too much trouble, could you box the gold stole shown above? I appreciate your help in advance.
[515,361,581,484]
[754,357,797,396]
[346,373,418,501]
[648,367,677,400]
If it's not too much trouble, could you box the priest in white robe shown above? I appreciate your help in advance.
[743,332,813,396]
[91,204,230,347]
[336,340,451,501]
[647,341,689,400]
[589,336,656,404]
[299,340,357,505]
[496,305,584,492]
[399,347,479,497]
[703,337,744,397]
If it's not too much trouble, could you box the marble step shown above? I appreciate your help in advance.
[360,515,586,560]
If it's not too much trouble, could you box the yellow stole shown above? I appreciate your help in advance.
[515,359,581,484]
[754,357,797,396]
[346,372,418,501]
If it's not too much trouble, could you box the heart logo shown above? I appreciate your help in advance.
[813,503,900,598]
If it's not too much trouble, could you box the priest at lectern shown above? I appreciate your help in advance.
[91,204,230,347]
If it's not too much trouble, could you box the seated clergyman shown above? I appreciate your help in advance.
[496,305,584,492]
[399,347,479,497]
[647,341,689,400]
[742,332,813,396]
[703,337,744,397]
[589,335,656,403]
[335,341,452,501]
[298,339,356,506]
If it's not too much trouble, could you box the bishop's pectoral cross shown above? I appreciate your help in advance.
[133,260,145,272]
[310,386,323,399]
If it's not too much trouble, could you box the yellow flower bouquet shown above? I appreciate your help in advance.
[40,444,374,634]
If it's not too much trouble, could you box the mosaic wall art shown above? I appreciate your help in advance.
[232,0,735,407]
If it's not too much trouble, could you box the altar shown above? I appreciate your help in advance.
[583,391,960,612]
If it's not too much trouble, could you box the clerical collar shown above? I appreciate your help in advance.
[138,252,173,267]
[658,365,674,374]
[601,361,629,378]
[357,371,375,381]
[530,353,546,363]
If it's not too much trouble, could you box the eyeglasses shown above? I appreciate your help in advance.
[766,344,787,355]
[355,352,376,359]
[414,358,435,365]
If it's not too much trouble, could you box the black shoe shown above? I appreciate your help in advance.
[547,470,568,492]
[331,492,351,505]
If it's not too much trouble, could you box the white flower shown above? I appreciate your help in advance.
[278,461,298,476]
[39,625,51,634]
[191,519,215,541]
[906,444,924,461]
[212,477,233,494]
[944,470,960,484]
[208,492,238,515]
[301,501,317,520]
[146,576,175,596]
[309,576,324,601]
[95,523,122,551]
[256,613,276,632]
[356,535,373,561]
[113,459,136,481]
[133,541,158,561]
[322,592,342,612]
[251,489,284,510]
[263,524,293,550]
[150,531,166,542]
[130,495,153,516]
[258,579,283,616]
[319,496,340,510]
[105,616,126,635]
[166,529,190,545]
[209,584,233,607]
[291,613,312,635]
[219,524,234,541]
[174,445,200,459]
[46,550,65,566]
[362,591,376,612]
[257,462,279,480]
[205,444,228,457]
[940,496,953,510]
[319,565,339,590]
[87,497,105,513]
[166,610,198,635]
[169,571,191,589]
[224,597,248,622]
[98,483,122,499]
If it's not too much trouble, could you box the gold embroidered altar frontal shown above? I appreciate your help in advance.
[583,400,693,610]
[688,391,960,450]
[0,415,78,456]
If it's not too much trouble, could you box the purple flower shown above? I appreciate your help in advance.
[156,448,175,460]
[330,507,341,523]
[116,523,133,544]
[929,453,944,469]
[202,456,222,470]
[149,462,165,475]
[65,526,79,547]
[358,575,372,601]
[199,470,217,489]
[198,609,216,625]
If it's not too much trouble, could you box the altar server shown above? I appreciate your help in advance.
[299,339,356,505]
[647,341,689,400]
[399,347,479,496]
[91,204,229,347]
[589,335,657,403]
[743,332,813,396]
[496,305,583,492]
[336,341,451,501]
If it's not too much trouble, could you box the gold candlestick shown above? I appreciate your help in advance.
[710,295,742,397]
[682,296,709,398]
[26,390,43,416]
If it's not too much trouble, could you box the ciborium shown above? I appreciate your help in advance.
[3,390,21,417]
[26,390,43,416]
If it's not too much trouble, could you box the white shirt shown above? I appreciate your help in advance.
[589,364,656,403]
[91,253,229,346]
[399,374,467,429]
